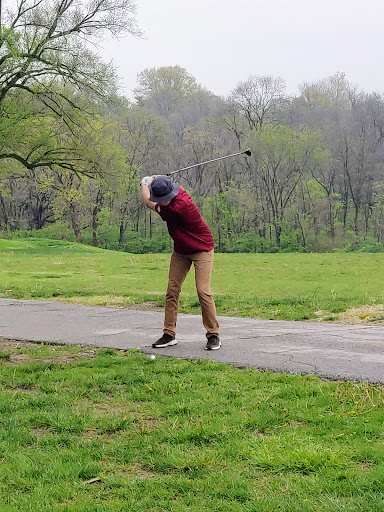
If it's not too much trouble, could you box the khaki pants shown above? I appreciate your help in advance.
[164,249,219,337]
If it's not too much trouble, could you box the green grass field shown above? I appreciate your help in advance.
[1,239,384,511]
[0,238,383,321]
[1,342,384,512]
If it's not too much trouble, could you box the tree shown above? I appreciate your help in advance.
[246,125,326,246]
[113,104,170,246]
[134,66,198,117]
[230,75,286,131]
[0,0,140,173]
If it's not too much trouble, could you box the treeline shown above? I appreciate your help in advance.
[1,2,384,253]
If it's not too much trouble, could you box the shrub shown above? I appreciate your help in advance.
[358,236,383,253]
[9,223,75,241]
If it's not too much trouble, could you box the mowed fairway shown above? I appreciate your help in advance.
[0,238,384,321]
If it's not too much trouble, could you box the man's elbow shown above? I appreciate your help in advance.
[144,199,156,211]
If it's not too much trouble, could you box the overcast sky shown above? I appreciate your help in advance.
[98,0,384,99]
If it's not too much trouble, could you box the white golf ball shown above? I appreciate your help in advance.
[150,355,156,360]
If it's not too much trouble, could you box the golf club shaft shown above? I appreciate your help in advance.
[167,148,251,176]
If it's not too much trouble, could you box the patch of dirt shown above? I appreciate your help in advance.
[76,401,159,428]
[359,462,374,469]
[0,338,96,365]
[110,464,156,480]
[3,385,37,393]
[31,427,50,437]
[91,404,128,417]
[288,420,309,427]
[82,430,121,442]
[8,353,30,364]
[82,429,100,440]
[312,305,384,324]
[127,464,156,480]
[339,304,384,324]
[8,350,96,365]
[0,339,42,351]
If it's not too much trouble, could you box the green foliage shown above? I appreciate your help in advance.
[10,223,76,242]
[358,236,384,253]
[8,227,172,254]
[0,27,21,52]
[248,125,328,172]
[121,231,171,253]
[134,65,199,116]
[217,233,279,253]
[8,223,384,256]
[306,178,328,200]
[0,0,139,179]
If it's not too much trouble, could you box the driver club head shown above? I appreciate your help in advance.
[244,149,252,157]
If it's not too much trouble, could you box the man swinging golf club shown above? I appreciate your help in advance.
[141,174,221,350]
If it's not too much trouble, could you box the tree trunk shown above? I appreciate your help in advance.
[69,203,83,243]
[328,197,335,238]
[92,209,98,247]
[296,213,306,248]
[353,205,360,234]
[0,193,9,234]
[119,220,125,248]
[91,189,103,247]
[274,222,281,247]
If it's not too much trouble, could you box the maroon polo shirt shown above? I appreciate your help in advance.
[155,188,214,254]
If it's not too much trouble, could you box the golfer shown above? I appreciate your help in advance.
[141,175,220,350]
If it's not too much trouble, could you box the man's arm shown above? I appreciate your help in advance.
[140,176,157,211]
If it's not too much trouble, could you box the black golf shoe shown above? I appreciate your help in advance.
[152,333,177,348]
[205,334,221,350]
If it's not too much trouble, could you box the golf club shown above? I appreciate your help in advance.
[167,148,252,176]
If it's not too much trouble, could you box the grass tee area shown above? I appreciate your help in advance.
[1,342,384,512]
[0,238,384,322]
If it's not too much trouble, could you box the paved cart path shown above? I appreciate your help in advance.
[1,298,383,383]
